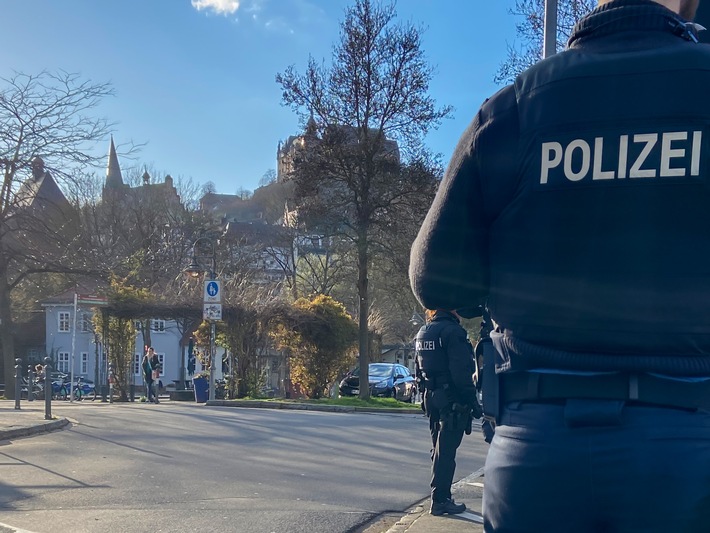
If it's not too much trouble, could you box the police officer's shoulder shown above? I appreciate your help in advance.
[478,84,517,124]
[437,319,468,345]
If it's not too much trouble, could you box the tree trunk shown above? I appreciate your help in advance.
[357,232,370,400]
[142,319,152,351]
[0,257,17,399]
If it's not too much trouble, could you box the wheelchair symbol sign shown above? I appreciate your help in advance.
[204,280,221,303]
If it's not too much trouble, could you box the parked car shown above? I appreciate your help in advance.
[339,363,416,402]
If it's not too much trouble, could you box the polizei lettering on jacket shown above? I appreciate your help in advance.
[539,130,702,185]
[415,339,436,351]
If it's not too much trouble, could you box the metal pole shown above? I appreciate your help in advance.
[94,334,99,394]
[543,0,558,59]
[27,364,34,402]
[101,309,109,402]
[208,251,217,402]
[179,335,186,391]
[108,362,114,404]
[209,321,216,401]
[70,293,78,402]
[14,358,21,410]
[44,357,52,420]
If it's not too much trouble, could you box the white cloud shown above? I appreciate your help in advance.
[191,0,240,16]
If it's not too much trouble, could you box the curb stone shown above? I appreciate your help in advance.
[383,468,486,533]
[0,417,70,441]
[206,399,420,414]
[383,502,428,533]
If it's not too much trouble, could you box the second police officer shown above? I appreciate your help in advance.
[415,308,481,516]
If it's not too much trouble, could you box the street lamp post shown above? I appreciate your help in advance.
[543,0,558,59]
[409,312,425,328]
[184,237,219,402]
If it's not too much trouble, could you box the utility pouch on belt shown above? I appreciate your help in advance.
[423,387,448,419]
[477,337,500,422]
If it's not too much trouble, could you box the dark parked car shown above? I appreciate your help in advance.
[339,363,416,402]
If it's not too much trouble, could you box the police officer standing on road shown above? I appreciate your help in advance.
[415,309,481,516]
[410,1,710,531]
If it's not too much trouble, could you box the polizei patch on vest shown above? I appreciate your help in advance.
[536,128,705,188]
[415,339,436,351]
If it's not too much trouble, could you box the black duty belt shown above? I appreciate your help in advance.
[501,371,710,411]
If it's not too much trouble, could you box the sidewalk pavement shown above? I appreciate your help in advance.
[379,469,485,533]
[0,398,485,532]
[0,400,70,441]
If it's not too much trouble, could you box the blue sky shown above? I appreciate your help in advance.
[2,0,521,195]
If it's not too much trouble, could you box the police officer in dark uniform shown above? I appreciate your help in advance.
[410,1,710,531]
[415,309,481,516]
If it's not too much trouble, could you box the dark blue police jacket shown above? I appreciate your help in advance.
[415,311,477,405]
[410,0,710,376]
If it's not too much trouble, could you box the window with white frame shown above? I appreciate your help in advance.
[58,311,71,333]
[57,352,70,373]
[155,353,165,376]
[81,352,89,374]
[151,319,165,333]
[80,313,93,333]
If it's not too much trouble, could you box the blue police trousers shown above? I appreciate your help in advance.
[483,400,710,532]
[425,389,466,503]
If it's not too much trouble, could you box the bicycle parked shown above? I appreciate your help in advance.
[69,376,97,401]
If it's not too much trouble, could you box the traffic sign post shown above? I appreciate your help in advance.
[202,278,221,403]
[185,236,222,402]
[203,303,222,321]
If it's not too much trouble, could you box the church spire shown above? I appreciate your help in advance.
[105,136,124,188]
[305,112,317,137]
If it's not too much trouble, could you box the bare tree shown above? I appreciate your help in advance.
[0,71,118,397]
[277,0,447,399]
[258,169,277,188]
[201,181,217,196]
[76,164,214,289]
[495,0,596,85]
[296,240,351,299]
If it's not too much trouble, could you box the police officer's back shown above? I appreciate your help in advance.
[415,309,478,516]
[416,310,477,407]
[409,1,710,531]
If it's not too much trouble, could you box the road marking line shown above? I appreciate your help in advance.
[0,522,39,533]
[460,511,485,524]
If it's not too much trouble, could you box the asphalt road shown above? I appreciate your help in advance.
[0,402,488,533]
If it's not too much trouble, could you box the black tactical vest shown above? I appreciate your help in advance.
[415,314,459,386]
[485,2,710,373]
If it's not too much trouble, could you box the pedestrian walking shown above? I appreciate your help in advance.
[149,347,162,404]
[142,349,155,403]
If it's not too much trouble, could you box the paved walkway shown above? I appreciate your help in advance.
[373,468,484,533]
[0,399,485,532]
[0,400,70,440]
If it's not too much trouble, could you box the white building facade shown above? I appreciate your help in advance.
[42,294,187,391]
